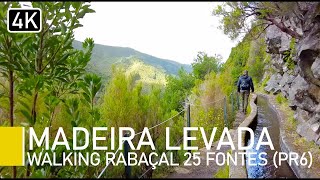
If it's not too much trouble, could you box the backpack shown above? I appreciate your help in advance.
[240,76,250,90]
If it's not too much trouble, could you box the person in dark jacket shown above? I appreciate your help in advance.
[237,70,254,114]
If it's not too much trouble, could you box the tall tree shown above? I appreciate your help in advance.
[14,2,95,127]
[212,2,309,40]
[192,52,221,80]
[0,2,95,177]
[0,2,29,178]
[162,68,195,112]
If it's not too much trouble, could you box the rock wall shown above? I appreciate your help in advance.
[263,2,320,145]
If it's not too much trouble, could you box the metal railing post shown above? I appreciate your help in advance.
[124,133,131,178]
[223,97,228,127]
[187,103,191,154]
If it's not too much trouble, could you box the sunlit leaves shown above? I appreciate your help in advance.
[79,73,102,106]
[64,98,82,127]
[212,2,300,40]
[44,96,60,113]
[78,73,102,131]
[18,97,33,126]
[162,68,195,112]
[0,2,97,128]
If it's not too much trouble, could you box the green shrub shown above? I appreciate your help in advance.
[283,38,296,71]
[261,74,270,87]
[246,101,252,115]
[213,150,231,178]
[286,112,298,131]
[276,94,287,105]
[214,164,229,178]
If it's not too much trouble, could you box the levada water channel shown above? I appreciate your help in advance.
[245,95,296,178]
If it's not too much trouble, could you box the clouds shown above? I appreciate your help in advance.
[74,2,236,64]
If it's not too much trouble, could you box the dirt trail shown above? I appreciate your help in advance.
[166,111,245,178]
[166,143,230,178]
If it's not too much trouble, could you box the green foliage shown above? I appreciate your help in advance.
[0,1,283,178]
[262,75,270,87]
[190,72,226,146]
[64,98,81,127]
[79,73,102,137]
[162,68,196,112]
[186,29,269,147]
[100,67,185,178]
[0,2,98,178]
[0,2,96,127]
[79,73,102,108]
[276,93,287,105]
[214,162,229,178]
[183,31,269,147]
[217,33,267,96]
[124,59,167,86]
[246,37,268,84]
[44,95,61,127]
[283,38,296,71]
[213,2,247,40]
[0,2,26,73]
[101,67,136,128]
[213,149,232,178]
[247,100,252,115]
[192,52,222,80]
[288,114,297,131]
[259,73,271,92]
[219,35,251,95]
[213,2,300,40]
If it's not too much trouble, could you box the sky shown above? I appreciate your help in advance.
[74,2,237,65]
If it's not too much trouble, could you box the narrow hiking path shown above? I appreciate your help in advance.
[165,141,231,178]
[166,110,246,178]
[233,111,246,129]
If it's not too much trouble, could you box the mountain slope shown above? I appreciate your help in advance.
[72,40,192,80]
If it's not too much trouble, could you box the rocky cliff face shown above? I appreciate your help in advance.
[263,2,320,145]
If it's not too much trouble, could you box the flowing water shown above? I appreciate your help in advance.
[246,95,296,178]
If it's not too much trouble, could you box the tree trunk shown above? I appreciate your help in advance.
[9,70,13,127]
[9,70,16,178]
[26,91,39,177]
[266,16,302,39]
[26,163,30,177]
[31,92,38,125]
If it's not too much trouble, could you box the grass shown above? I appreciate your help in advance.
[246,98,251,115]
[255,74,270,92]
[213,150,231,178]
[287,113,298,132]
[261,74,270,87]
[272,93,320,176]
[275,93,287,105]
[213,164,229,178]
[274,93,297,131]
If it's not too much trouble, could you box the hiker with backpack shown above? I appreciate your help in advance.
[237,70,254,114]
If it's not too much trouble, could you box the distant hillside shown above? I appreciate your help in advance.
[124,58,167,85]
[72,40,192,80]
